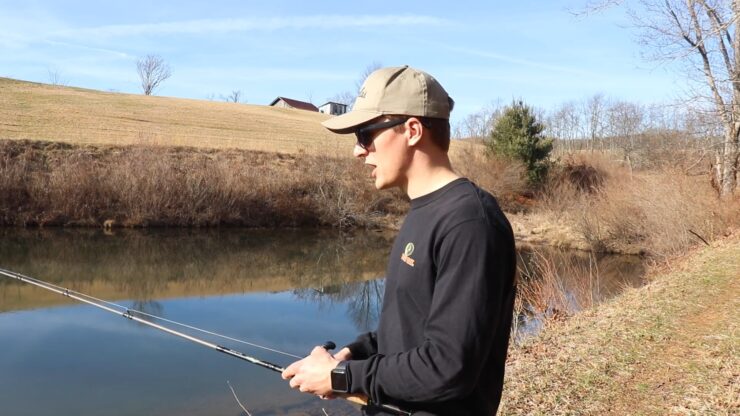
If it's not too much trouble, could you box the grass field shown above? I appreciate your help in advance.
[0,77,478,158]
[0,77,353,155]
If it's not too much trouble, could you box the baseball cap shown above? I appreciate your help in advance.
[321,65,454,134]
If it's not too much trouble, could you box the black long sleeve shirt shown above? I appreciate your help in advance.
[345,178,517,415]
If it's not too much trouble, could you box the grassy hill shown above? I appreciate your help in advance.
[0,77,490,229]
[0,77,351,155]
[0,77,479,157]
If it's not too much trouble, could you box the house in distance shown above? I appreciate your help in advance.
[269,97,319,112]
[318,101,348,116]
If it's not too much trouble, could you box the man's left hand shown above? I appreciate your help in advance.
[281,346,340,397]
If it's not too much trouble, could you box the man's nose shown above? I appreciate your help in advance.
[353,144,368,158]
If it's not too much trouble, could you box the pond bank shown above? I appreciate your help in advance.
[1,139,601,252]
[4,138,730,257]
[500,229,739,415]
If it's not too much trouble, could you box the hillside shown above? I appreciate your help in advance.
[0,77,352,155]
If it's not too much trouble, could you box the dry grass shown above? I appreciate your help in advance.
[538,152,739,257]
[0,139,404,228]
[0,77,349,155]
[3,77,737,253]
[0,77,476,157]
[500,231,740,415]
[515,249,599,325]
[451,138,529,211]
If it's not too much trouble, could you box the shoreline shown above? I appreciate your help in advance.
[2,138,730,256]
[500,229,739,415]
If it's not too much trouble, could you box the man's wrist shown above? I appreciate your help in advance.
[330,361,350,393]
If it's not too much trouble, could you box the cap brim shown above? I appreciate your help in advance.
[321,110,383,134]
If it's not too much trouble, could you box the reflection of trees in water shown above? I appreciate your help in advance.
[513,246,647,342]
[346,280,384,331]
[293,279,385,332]
[0,228,391,308]
[127,300,165,326]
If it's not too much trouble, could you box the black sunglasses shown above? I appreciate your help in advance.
[354,118,409,150]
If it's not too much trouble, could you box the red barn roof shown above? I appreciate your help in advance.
[269,96,319,112]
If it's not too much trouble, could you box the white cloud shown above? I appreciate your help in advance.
[441,44,598,78]
[42,40,134,60]
[53,15,450,39]
[179,66,355,82]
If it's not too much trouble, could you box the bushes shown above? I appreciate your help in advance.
[538,152,738,257]
[0,140,401,229]
[451,139,529,211]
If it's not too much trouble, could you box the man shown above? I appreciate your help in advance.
[282,65,517,415]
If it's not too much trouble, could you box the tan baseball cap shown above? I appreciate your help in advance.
[322,65,454,133]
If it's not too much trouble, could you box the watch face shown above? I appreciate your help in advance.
[331,363,349,393]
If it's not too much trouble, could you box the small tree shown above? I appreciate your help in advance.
[136,54,171,96]
[221,90,244,103]
[486,100,553,186]
[47,67,68,86]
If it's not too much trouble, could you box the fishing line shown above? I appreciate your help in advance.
[0,267,412,415]
[0,267,302,359]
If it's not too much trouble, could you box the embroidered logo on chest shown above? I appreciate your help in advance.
[401,242,415,267]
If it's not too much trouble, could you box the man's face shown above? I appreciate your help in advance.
[353,118,411,191]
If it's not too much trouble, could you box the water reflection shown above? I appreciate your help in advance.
[293,280,385,332]
[0,228,646,340]
[514,246,646,342]
[0,228,392,315]
[0,228,646,415]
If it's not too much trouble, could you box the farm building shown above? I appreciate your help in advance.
[269,97,318,112]
[318,101,348,116]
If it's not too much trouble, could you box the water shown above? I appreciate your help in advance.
[0,228,645,415]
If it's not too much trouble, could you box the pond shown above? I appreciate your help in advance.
[0,228,646,415]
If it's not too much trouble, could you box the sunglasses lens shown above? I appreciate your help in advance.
[355,129,370,149]
[355,118,407,149]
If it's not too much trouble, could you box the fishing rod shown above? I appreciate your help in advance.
[0,267,411,416]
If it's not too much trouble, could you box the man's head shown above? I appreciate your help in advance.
[322,66,454,190]
[322,65,454,151]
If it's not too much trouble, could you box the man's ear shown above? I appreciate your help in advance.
[406,117,424,147]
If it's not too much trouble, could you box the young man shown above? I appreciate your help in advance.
[282,66,517,415]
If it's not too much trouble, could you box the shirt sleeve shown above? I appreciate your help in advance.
[346,218,509,403]
[344,331,378,360]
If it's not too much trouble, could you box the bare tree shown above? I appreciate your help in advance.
[136,54,171,96]
[453,101,504,139]
[329,61,383,108]
[221,90,244,103]
[327,90,356,106]
[608,100,645,172]
[582,0,739,197]
[47,67,68,86]
[583,93,609,151]
[547,101,583,153]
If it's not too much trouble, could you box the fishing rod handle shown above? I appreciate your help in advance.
[339,393,369,406]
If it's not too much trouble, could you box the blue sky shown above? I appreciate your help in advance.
[1,0,681,124]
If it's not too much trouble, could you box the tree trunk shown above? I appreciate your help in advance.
[718,125,739,198]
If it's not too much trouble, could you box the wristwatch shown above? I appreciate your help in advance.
[330,361,349,393]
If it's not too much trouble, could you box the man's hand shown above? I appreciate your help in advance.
[281,346,340,397]
[333,347,352,362]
